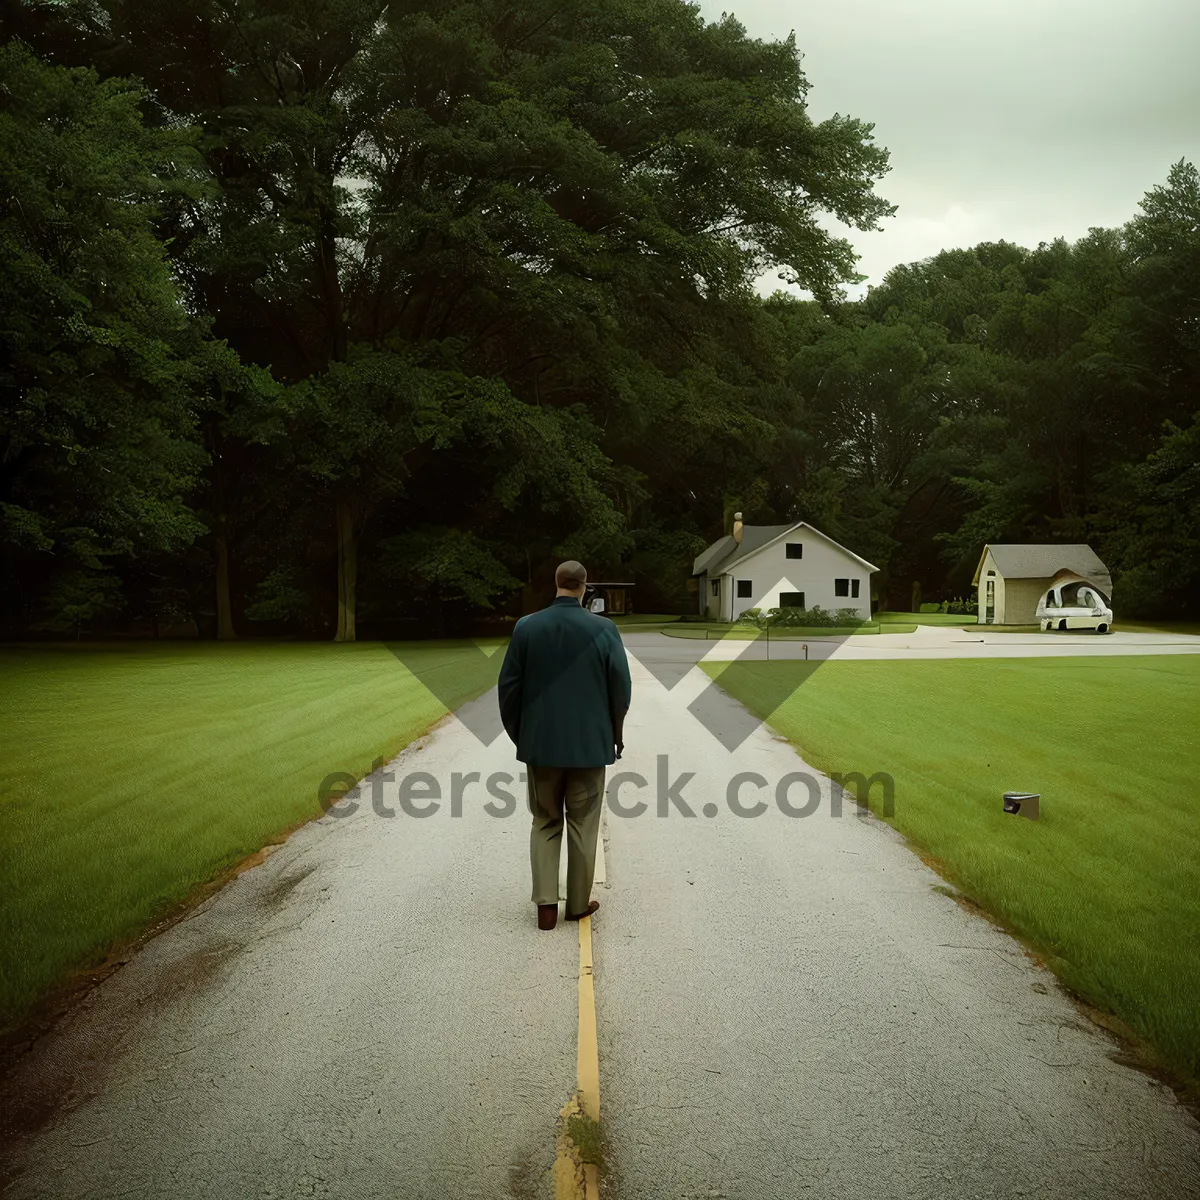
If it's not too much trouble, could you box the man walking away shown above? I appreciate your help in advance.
[498,561,632,930]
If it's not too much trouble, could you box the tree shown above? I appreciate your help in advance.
[1096,414,1200,617]
[37,0,894,635]
[1122,159,1200,433]
[0,41,222,630]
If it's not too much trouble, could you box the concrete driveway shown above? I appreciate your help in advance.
[595,653,1200,1199]
[3,635,1199,1198]
[1,707,580,1200]
[623,624,1200,664]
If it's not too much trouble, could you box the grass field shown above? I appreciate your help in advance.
[660,621,921,638]
[876,610,976,625]
[0,640,501,1032]
[607,613,686,631]
[627,611,1200,638]
[877,611,1200,638]
[1111,621,1200,637]
[703,654,1200,1086]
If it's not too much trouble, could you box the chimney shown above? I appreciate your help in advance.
[732,512,743,544]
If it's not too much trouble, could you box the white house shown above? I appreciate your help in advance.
[692,514,878,622]
[972,544,1112,625]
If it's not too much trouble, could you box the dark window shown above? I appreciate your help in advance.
[710,580,719,597]
[736,580,752,598]
[785,543,803,559]
[851,579,860,598]
[779,591,805,608]
[834,578,850,597]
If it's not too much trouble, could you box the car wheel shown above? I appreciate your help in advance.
[1097,623,1108,634]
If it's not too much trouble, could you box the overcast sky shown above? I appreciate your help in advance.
[690,0,1200,298]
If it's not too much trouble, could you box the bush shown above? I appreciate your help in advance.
[742,605,867,629]
[735,607,766,627]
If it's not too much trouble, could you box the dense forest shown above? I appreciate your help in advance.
[3,0,1197,638]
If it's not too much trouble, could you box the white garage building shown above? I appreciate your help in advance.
[692,514,878,622]
[973,543,1113,625]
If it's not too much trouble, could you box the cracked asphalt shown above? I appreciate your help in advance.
[1,709,578,1200]
[3,632,1199,1198]
[595,655,1200,1199]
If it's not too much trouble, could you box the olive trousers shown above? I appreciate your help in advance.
[527,765,605,913]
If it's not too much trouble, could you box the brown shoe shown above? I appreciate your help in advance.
[537,904,558,930]
[565,900,600,921]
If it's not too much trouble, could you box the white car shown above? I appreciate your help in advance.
[1036,574,1113,633]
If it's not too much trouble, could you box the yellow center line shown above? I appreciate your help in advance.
[555,912,602,1200]
[577,915,600,1119]
[577,914,601,1199]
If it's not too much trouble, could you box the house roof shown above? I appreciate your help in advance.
[973,544,1112,590]
[692,522,878,576]
[692,535,738,576]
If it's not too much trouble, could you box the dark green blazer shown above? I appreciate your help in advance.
[498,596,632,768]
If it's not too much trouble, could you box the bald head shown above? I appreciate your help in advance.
[555,560,587,596]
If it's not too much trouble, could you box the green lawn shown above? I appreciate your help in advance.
[0,640,500,1032]
[661,621,913,639]
[703,654,1200,1086]
[1113,621,1200,637]
[608,613,686,631]
[976,624,1200,636]
[972,624,1042,633]
[875,612,1200,638]
[876,610,976,626]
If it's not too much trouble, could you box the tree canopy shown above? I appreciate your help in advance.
[3,1,1197,632]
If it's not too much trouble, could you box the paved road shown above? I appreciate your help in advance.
[623,625,1200,664]
[1,706,578,1200]
[3,634,1199,1198]
[595,655,1200,1199]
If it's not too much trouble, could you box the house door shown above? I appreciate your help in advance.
[984,577,995,624]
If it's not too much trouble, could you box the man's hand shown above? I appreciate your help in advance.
[611,701,627,762]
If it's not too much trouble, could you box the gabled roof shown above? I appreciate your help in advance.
[692,522,878,576]
[692,534,739,577]
[692,524,793,576]
[973,544,1111,591]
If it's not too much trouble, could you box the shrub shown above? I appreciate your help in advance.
[736,607,766,626]
[736,606,869,629]
[758,605,866,628]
